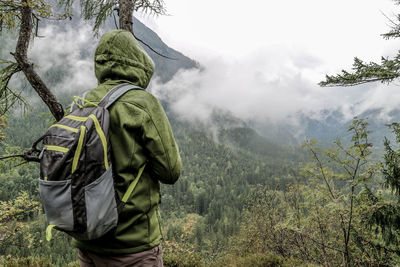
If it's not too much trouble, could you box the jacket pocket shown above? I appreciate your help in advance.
[38,179,74,231]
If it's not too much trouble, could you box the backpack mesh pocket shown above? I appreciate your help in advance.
[84,167,118,239]
[39,179,74,231]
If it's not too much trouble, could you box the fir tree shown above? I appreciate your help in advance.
[319,0,400,87]
[319,0,400,248]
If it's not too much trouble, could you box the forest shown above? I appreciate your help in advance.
[2,0,400,267]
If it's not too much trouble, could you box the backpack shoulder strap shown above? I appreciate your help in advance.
[99,83,144,109]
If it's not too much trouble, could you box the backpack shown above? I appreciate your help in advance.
[37,83,146,241]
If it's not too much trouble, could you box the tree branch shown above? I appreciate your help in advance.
[13,0,64,121]
[119,0,134,33]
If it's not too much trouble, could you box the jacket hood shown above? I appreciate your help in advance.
[94,30,155,88]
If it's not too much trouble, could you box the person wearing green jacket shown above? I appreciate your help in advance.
[72,30,182,266]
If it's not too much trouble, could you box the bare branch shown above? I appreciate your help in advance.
[13,0,64,121]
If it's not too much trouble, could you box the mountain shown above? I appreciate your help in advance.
[246,105,400,152]
[132,17,199,82]
[7,12,394,266]
[0,14,303,263]
[126,18,299,160]
[294,108,398,151]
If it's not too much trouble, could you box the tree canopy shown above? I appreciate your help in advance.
[319,0,400,249]
[320,0,400,87]
[0,0,166,122]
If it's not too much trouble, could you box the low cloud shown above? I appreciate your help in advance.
[6,19,400,129]
[149,44,400,141]
[150,46,387,126]
[30,22,98,97]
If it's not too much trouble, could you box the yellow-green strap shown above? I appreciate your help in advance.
[122,164,146,203]
[65,115,88,122]
[46,224,56,241]
[72,126,86,174]
[73,98,84,109]
[63,114,109,171]
[88,114,109,170]
[72,96,98,109]
[45,145,69,153]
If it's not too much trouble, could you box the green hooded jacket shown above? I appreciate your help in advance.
[71,30,182,254]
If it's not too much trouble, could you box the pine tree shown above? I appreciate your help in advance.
[319,0,400,248]
[319,0,400,87]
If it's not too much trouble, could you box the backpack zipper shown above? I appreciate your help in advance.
[49,124,79,133]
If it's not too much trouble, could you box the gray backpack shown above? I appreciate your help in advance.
[38,83,145,241]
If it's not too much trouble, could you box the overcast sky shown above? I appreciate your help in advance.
[27,0,400,124]
[136,0,400,123]
[140,0,398,70]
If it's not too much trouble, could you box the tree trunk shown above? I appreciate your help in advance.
[119,0,134,33]
[13,0,64,121]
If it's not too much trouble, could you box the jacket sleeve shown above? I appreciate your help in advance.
[141,100,182,184]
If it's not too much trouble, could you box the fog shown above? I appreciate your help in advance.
[150,46,400,127]
[31,23,98,95]
[5,15,400,132]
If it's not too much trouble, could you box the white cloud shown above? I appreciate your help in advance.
[141,0,400,65]
[150,43,400,126]
[30,22,98,96]
[150,47,327,122]
[5,1,400,129]
[141,0,400,127]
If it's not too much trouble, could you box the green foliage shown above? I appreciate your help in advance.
[0,191,40,256]
[382,122,400,195]
[228,118,398,266]
[160,118,301,260]
[0,0,52,31]
[164,253,203,267]
[213,253,305,267]
[0,115,6,139]
[0,0,73,118]
[3,107,400,265]
[78,0,114,34]
[299,118,393,266]
[0,191,39,222]
[0,1,307,265]
[59,0,166,34]
[320,0,400,87]
[0,256,79,267]
[218,126,284,158]
[3,110,53,148]
[0,256,53,267]
[320,56,400,87]
[367,122,400,245]
[0,103,303,265]
[0,140,76,266]
[382,3,400,40]
[0,60,28,116]
[0,208,78,266]
[0,163,39,201]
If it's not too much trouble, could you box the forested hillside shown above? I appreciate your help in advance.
[0,16,306,266]
[1,100,303,265]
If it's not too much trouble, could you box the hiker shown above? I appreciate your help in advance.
[72,30,182,266]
